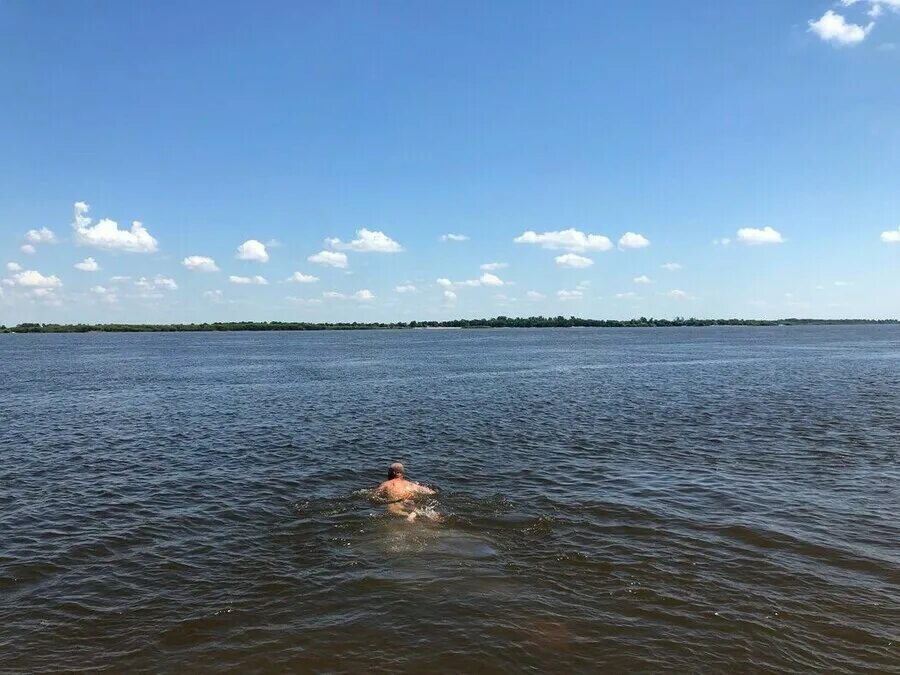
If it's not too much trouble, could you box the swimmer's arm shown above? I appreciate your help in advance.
[413,483,435,495]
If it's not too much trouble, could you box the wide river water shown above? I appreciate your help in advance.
[1,326,898,672]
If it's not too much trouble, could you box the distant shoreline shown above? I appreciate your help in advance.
[2,317,897,333]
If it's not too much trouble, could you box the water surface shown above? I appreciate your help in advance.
[1,327,898,672]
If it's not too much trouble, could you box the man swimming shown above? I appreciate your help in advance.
[373,462,435,521]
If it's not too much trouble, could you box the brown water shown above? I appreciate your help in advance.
[1,327,898,672]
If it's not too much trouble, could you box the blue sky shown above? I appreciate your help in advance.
[1,0,898,324]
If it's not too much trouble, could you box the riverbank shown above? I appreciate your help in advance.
[1,317,897,333]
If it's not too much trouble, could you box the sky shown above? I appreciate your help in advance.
[1,0,898,324]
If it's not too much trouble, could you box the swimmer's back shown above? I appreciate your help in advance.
[376,477,434,503]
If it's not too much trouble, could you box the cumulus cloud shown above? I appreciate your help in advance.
[229,275,268,285]
[395,284,417,293]
[72,202,159,253]
[440,233,469,242]
[557,289,583,301]
[514,228,613,252]
[326,228,403,253]
[661,262,682,271]
[443,290,457,302]
[203,290,225,303]
[480,262,508,271]
[6,269,63,288]
[479,273,504,286]
[74,257,100,272]
[525,290,546,300]
[880,226,900,243]
[308,250,348,268]
[809,10,873,44]
[736,226,784,245]
[21,244,36,255]
[633,275,651,284]
[618,232,650,250]
[236,239,269,262]
[321,289,374,301]
[6,262,22,272]
[667,289,690,299]
[25,227,58,244]
[437,273,505,289]
[183,255,220,272]
[555,253,594,268]
[136,275,178,291]
[286,271,319,283]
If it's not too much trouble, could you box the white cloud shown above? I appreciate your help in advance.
[72,202,159,253]
[557,289,583,301]
[31,287,61,304]
[326,228,403,253]
[713,237,731,246]
[667,289,690,299]
[74,257,100,272]
[6,262,22,272]
[109,276,131,283]
[440,233,469,242]
[525,290,546,300]
[25,227,58,244]
[286,271,319,283]
[480,262,508,271]
[661,262,682,271]
[183,255,220,272]
[809,10,873,44]
[555,253,594,268]
[633,275,652,284]
[479,272,504,286]
[881,226,900,243]
[514,228,613,252]
[286,296,322,305]
[203,290,224,303]
[437,273,505,289]
[618,232,650,250]
[236,239,269,262]
[21,244,36,255]
[616,292,638,299]
[229,275,268,285]
[308,250,348,268]
[136,275,178,291]
[443,290,457,302]
[6,269,63,288]
[91,285,118,303]
[736,226,784,245]
[395,284,417,293]
[320,289,375,301]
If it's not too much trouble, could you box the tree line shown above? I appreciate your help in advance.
[1,316,897,333]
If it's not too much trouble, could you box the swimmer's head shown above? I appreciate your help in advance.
[388,462,405,479]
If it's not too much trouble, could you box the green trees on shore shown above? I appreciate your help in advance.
[1,317,896,333]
